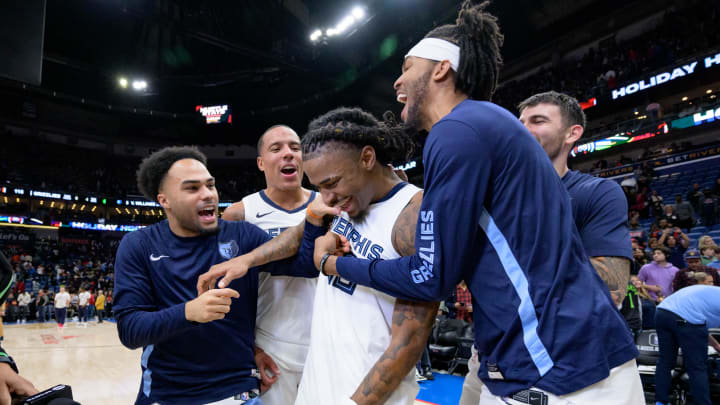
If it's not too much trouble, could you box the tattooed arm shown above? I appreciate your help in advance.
[196,198,334,293]
[351,299,439,405]
[589,256,630,307]
[350,191,439,405]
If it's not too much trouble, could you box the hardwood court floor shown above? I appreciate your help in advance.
[3,321,448,405]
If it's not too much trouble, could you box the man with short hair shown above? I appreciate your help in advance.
[95,290,105,323]
[674,194,695,231]
[54,286,70,331]
[672,249,720,291]
[113,146,328,404]
[638,247,679,301]
[78,287,90,327]
[221,125,318,404]
[659,227,690,269]
[655,284,720,405]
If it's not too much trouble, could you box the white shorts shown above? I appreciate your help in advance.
[260,351,303,405]
[464,354,644,405]
[459,345,485,405]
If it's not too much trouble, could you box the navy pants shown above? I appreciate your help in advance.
[55,307,67,326]
[654,308,710,405]
[79,306,88,322]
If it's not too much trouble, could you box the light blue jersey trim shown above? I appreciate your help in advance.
[141,344,154,397]
[478,208,554,376]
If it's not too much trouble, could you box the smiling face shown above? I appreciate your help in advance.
[158,158,219,237]
[303,144,377,220]
[519,103,570,161]
[394,56,436,131]
[257,126,303,191]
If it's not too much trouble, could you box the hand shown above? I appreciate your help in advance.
[454,302,461,309]
[197,256,251,293]
[313,232,350,275]
[467,304,473,312]
[255,347,280,393]
[0,363,38,405]
[307,196,340,226]
[185,288,239,323]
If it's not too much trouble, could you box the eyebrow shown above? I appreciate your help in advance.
[267,140,301,149]
[527,114,550,121]
[181,177,215,186]
[317,175,339,186]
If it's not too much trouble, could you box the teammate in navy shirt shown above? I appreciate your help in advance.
[313,2,642,403]
[519,91,632,306]
[113,146,328,404]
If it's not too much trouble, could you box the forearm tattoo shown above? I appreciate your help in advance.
[590,256,630,305]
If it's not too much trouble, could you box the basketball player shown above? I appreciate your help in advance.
[297,107,438,405]
[222,125,318,404]
[113,146,331,405]
[196,108,438,404]
[313,1,644,404]
[459,92,635,404]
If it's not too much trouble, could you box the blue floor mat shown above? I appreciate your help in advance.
[416,372,464,404]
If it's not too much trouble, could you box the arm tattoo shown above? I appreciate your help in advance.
[351,299,439,405]
[392,192,423,256]
[248,223,304,267]
[590,256,630,306]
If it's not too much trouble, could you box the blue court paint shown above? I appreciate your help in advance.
[415,373,464,405]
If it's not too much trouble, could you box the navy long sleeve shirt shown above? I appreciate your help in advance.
[336,100,637,397]
[113,219,322,404]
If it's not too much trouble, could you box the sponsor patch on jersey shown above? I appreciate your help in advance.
[218,240,240,260]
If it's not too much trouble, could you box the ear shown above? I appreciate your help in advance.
[431,60,454,82]
[157,192,170,211]
[566,124,584,147]
[257,156,265,172]
[359,146,377,171]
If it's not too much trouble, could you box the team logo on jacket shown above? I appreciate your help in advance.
[218,240,239,259]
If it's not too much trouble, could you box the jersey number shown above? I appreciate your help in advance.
[328,275,357,295]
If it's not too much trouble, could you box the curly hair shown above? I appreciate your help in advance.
[301,107,414,165]
[424,0,504,101]
[136,146,207,202]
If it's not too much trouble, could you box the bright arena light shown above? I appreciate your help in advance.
[118,77,128,88]
[351,6,365,19]
[310,29,322,41]
[132,80,147,91]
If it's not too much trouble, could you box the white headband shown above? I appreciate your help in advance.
[405,38,460,71]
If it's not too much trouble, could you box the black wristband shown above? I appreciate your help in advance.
[319,253,332,276]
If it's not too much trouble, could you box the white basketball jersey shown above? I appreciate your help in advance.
[242,190,318,372]
[295,183,421,405]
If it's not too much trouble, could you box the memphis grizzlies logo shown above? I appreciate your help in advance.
[218,240,240,260]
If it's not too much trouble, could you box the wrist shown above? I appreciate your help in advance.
[306,206,324,227]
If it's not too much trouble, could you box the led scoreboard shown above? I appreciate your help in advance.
[196,104,232,124]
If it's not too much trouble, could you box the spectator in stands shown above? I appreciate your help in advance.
[449,281,472,322]
[631,248,648,275]
[698,235,716,255]
[35,289,50,322]
[659,228,690,269]
[700,188,718,228]
[687,183,703,212]
[650,190,663,218]
[654,285,720,405]
[630,275,656,330]
[628,216,647,247]
[659,206,678,228]
[620,280,642,339]
[638,247,679,302]
[17,290,31,324]
[674,195,696,232]
[672,249,720,292]
[708,247,720,270]
[701,246,718,266]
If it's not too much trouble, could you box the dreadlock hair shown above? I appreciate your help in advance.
[424,0,504,101]
[301,107,415,166]
[136,145,208,202]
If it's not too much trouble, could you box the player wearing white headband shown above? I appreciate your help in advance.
[314,1,643,404]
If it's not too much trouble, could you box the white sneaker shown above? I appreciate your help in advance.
[415,369,428,382]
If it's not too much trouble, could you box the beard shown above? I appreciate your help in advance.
[404,70,432,133]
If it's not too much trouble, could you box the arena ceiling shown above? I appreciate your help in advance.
[34,0,654,139]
